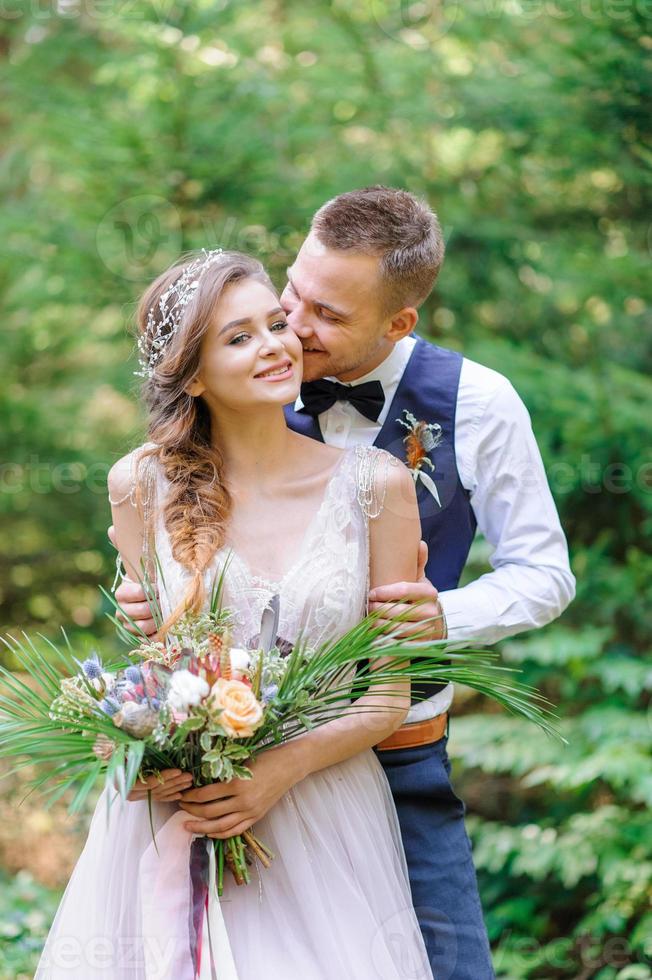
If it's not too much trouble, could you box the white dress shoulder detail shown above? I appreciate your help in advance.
[109,441,159,591]
[354,443,397,522]
[37,445,433,980]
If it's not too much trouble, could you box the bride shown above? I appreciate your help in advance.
[35,248,433,980]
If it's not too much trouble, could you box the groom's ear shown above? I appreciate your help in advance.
[386,306,418,342]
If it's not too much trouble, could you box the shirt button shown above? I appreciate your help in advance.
[335,424,345,434]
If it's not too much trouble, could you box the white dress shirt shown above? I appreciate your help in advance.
[295,336,576,722]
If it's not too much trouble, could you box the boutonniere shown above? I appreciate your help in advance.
[396,409,443,507]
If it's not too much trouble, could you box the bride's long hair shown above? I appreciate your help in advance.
[133,250,275,636]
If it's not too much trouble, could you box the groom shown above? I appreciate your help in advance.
[111,187,575,978]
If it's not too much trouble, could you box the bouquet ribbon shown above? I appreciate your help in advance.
[139,810,239,979]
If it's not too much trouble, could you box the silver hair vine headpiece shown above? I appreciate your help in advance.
[135,247,225,379]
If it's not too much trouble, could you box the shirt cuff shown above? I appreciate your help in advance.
[405,684,454,723]
[437,587,497,644]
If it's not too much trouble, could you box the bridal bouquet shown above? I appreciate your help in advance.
[0,555,561,894]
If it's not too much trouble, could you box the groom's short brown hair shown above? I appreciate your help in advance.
[311,186,444,314]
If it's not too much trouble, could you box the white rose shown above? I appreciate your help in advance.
[167,669,209,712]
[229,647,251,680]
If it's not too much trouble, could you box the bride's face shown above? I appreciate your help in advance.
[187,277,303,412]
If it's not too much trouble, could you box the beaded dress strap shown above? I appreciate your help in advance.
[354,444,394,522]
[355,445,398,615]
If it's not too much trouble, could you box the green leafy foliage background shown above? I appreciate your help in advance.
[0,2,650,976]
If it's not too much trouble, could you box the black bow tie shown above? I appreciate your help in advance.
[299,379,385,422]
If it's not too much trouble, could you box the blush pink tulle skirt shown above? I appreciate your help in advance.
[35,748,433,980]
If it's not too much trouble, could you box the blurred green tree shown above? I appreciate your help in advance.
[0,1,650,975]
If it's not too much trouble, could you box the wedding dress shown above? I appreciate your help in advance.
[35,444,433,980]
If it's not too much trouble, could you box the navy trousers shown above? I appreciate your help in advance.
[375,735,495,980]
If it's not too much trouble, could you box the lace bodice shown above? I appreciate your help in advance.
[115,444,395,651]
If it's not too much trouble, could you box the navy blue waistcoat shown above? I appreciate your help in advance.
[284,337,478,701]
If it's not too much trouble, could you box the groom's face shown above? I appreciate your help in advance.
[281,233,394,383]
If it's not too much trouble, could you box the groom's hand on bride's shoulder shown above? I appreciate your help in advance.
[108,524,158,637]
[368,540,448,641]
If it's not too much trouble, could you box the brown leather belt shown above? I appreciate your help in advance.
[375,712,448,751]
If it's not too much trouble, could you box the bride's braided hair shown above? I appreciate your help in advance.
[134,250,274,636]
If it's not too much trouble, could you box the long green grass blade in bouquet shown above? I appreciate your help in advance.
[209,551,233,618]
[0,545,194,819]
[245,601,563,748]
[99,556,164,648]
[98,589,152,648]
[0,630,142,812]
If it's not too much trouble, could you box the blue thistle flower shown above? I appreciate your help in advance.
[151,698,161,711]
[261,683,278,703]
[81,654,103,680]
[99,697,119,716]
[125,666,142,685]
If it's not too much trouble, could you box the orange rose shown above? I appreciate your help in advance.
[209,678,264,738]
